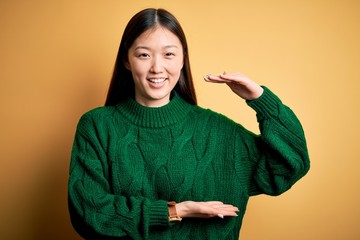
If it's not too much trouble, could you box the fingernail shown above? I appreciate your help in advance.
[204,74,211,80]
[217,214,224,219]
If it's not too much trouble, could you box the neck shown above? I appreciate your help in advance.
[116,94,192,128]
[135,97,170,108]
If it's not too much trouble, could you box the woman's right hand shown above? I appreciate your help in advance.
[176,201,239,219]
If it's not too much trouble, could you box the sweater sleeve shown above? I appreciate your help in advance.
[235,86,310,196]
[68,112,170,239]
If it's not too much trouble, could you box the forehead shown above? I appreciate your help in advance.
[132,26,182,48]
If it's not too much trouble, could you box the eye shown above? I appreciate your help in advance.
[165,52,175,57]
[138,53,150,58]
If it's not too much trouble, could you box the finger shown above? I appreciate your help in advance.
[216,204,239,210]
[216,206,239,214]
[202,201,228,208]
[219,73,244,81]
[203,203,239,216]
[204,74,231,83]
[195,201,239,217]
[202,201,224,205]
[202,202,238,211]
[216,209,239,217]
[217,205,239,212]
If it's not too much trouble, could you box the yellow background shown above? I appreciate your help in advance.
[1,0,359,239]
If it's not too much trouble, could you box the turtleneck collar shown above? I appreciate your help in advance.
[116,95,193,128]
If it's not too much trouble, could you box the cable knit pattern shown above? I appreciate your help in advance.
[68,87,310,240]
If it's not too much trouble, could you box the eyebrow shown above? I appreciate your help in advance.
[134,45,179,50]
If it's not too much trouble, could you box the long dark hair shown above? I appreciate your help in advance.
[105,8,197,106]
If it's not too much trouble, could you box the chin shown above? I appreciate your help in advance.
[147,94,171,105]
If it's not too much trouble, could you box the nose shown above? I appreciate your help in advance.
[150,55,164,73]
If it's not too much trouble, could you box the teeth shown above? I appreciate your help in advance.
[148,78,166,83]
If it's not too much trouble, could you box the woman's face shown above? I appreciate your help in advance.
[126,26,184,107]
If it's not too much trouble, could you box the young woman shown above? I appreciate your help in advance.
[68,8,310,240]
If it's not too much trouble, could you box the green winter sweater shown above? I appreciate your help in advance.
[68,87,310,240]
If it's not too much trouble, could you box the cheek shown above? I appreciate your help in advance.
[130,62,148,77]
[168,60,184,75]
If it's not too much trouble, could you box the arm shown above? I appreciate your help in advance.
[243,87,310,196]
[68,112,239,239]
[206,72,310,196]
[68,114,169,239]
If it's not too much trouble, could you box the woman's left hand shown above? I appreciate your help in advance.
[204,72,263,100]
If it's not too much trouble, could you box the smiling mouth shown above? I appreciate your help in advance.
[148,78,167,83]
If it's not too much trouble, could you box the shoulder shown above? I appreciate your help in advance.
[190,104,256,140]
[83,105,118,119]
[77,105,118,129]
[190,104,238,127]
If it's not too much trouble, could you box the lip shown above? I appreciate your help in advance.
[147,77,167,83]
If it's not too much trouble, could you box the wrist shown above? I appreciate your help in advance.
[167,201,182,222]
[248,85,264,100]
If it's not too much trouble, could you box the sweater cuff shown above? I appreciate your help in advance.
[147,200,170,228]
[246,86,282,119]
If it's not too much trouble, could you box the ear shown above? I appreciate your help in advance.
[181,53,185,69]
[124,57,131,71]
